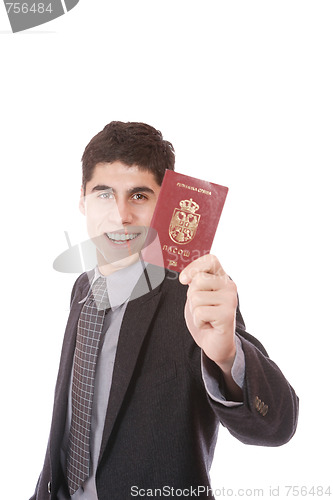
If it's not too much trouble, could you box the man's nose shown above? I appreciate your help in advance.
[107,199,133,226]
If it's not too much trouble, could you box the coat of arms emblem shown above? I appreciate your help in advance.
[169,198,201,244]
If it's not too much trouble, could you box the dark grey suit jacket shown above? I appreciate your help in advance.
[30,268,298,500]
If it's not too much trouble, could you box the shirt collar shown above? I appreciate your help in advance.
[93,259,147,311]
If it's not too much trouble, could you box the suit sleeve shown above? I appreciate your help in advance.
[201,306,299,447]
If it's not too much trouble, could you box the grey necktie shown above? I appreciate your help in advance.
[67,276,110,495]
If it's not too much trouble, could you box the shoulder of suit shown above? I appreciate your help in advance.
[70,270,93,303]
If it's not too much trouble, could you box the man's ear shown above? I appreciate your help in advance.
[79,186,86,215]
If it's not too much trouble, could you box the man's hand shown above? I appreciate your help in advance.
[179,254,243,400]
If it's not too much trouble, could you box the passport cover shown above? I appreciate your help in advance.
[142,170,228,272]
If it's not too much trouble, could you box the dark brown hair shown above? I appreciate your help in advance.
[81,121,175,192]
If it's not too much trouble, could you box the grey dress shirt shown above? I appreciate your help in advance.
[58,261,245,499]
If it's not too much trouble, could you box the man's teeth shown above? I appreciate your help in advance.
[106,232,139,243]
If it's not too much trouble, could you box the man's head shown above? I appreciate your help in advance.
[80,122,175,274]
[81,121,175,194]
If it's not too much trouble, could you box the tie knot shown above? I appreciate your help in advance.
[90,277,110,311]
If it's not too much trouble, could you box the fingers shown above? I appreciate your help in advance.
[187,285,238,317]
[181,255,238,331]
[191,305,222,330]
[180,255,238,368]
[185,272,232,294]
[191,304,236,331]
[179,254,226,285]
[188,290,224,309]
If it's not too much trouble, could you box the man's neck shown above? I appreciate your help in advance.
[97,252,141,277]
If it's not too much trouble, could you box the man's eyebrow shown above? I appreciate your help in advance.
[90,185,156,195]
[91,184,113,192]
[127,186,156,196]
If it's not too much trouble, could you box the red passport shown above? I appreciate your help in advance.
[142,170,228,272]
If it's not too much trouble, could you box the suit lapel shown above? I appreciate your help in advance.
[98,281,163,463]
[50,276,91,469]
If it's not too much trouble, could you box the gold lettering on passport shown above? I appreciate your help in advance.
[163,245,191,257]
[176,183,211,196]
[198,188,211,195]
[169,199,201,244]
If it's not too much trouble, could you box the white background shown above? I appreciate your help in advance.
[0,1,332,499]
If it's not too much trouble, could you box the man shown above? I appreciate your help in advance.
[30,121,298,500]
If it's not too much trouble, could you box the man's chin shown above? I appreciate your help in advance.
[97,252,141,276]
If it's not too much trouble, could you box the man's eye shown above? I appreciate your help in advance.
[98,192,114,200]
[132,193,147,201]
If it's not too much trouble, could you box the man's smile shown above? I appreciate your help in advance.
[105,231,141,245]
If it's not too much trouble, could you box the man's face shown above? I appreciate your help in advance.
[80,161,161,274]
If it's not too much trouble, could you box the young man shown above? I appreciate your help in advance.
[30,121,298,500]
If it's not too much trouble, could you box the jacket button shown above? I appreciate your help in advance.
[255,396,268,416]
[262,404,269,416]
[47,481,51,494]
